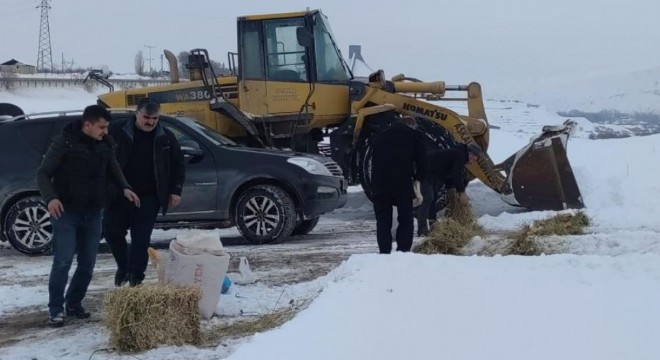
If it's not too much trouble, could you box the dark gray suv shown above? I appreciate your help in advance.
[0,110,347,254]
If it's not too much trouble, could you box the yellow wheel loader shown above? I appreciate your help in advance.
[98,10,583,211]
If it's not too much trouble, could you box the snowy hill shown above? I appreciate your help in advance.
[523,66,660,114]
[435,98,635,140]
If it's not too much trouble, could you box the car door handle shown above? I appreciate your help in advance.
[194,182,217,186]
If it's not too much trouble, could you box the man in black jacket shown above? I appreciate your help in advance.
[370,116,427,253]
[103,98,185,287]
[37,105,139,327]
[416,143,481,236]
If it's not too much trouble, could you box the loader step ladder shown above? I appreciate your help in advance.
[188,48,265,147]
[209,98,264,147]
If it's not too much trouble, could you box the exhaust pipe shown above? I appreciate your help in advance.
[163,50,179,84]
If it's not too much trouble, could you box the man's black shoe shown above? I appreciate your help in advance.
[48,312,64,327]
[115,270,128,287]
[65,305,91,319]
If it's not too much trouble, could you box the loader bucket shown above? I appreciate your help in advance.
[499,120,584,211]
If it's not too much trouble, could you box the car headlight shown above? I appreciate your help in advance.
[287,157,332,176]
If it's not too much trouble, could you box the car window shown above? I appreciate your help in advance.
[190,121,238,146]
[161,122,203,151]
[176,117,238,146]
[18,121,55,155]
[50,117,82,140]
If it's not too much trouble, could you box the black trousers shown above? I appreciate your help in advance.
[416,180,437,235]
[373,192,414,254]
[103,193,160,281]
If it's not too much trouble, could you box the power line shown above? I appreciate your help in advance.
[144,45,156,73]
[36,0,53,72]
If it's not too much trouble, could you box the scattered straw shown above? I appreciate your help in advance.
[485,211,590,256]
[203,308,299,345]
[103,284,202,353]
[505,225,551,256]
[413,218,483,255]
[444,190,476,226]
[525,211,590,237]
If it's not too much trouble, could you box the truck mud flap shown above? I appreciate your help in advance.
[501,121,584,211]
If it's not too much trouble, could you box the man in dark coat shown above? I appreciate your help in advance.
[103,98,185,287]
[370,116,427,253]
[416,143,481,236]
[36,105,139,327]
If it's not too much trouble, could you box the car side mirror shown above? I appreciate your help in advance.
[180,140,204,161]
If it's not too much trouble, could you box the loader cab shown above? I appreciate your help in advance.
[236,10,352,117]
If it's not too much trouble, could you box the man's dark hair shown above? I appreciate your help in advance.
[136,98,161,115]
[82,105,111,124]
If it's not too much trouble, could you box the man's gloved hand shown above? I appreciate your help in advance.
[412,180,423,207]
[458,192,469,205]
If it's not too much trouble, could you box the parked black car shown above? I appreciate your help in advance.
[0,110,347,255]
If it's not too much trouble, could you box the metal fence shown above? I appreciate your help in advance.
[0,77,170,90]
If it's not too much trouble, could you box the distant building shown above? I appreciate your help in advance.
[0,59,36,75]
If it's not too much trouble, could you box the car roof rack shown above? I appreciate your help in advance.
[0,108,136,124]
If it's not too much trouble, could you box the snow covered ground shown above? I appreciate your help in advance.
[0,86,101,114]
[1,87,659,359]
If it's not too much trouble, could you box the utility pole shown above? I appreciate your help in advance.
[160,54,164,73]
[36,0,54,73]
[144,45,156,74]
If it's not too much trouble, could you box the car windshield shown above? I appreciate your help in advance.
[177,117,239,146]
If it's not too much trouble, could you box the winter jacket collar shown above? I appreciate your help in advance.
[122,116,166,141]
[63,119,115,147]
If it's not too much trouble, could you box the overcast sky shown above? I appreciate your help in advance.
[1,0,658,94]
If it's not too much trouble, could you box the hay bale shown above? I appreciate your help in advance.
[103,284,202,353]
[413,218,482,255]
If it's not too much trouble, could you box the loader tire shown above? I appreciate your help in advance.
[356,134,376,201]
[356,118,456,210]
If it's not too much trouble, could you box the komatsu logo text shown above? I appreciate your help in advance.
[402,103,448,121]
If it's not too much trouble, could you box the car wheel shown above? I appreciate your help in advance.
[235,185,296,245]
[292,216,320,236]
[4,196,53,255]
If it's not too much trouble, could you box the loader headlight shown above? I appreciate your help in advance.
[287,157,332,176]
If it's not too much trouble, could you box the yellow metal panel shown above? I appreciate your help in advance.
[99,90,127,107]
[260,82,350,128]
[264,82,309,114]
[239,80,268,115]
[239,11,310,21]
[307,84,350,123]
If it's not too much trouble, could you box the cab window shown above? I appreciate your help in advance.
[263,18,308,82]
